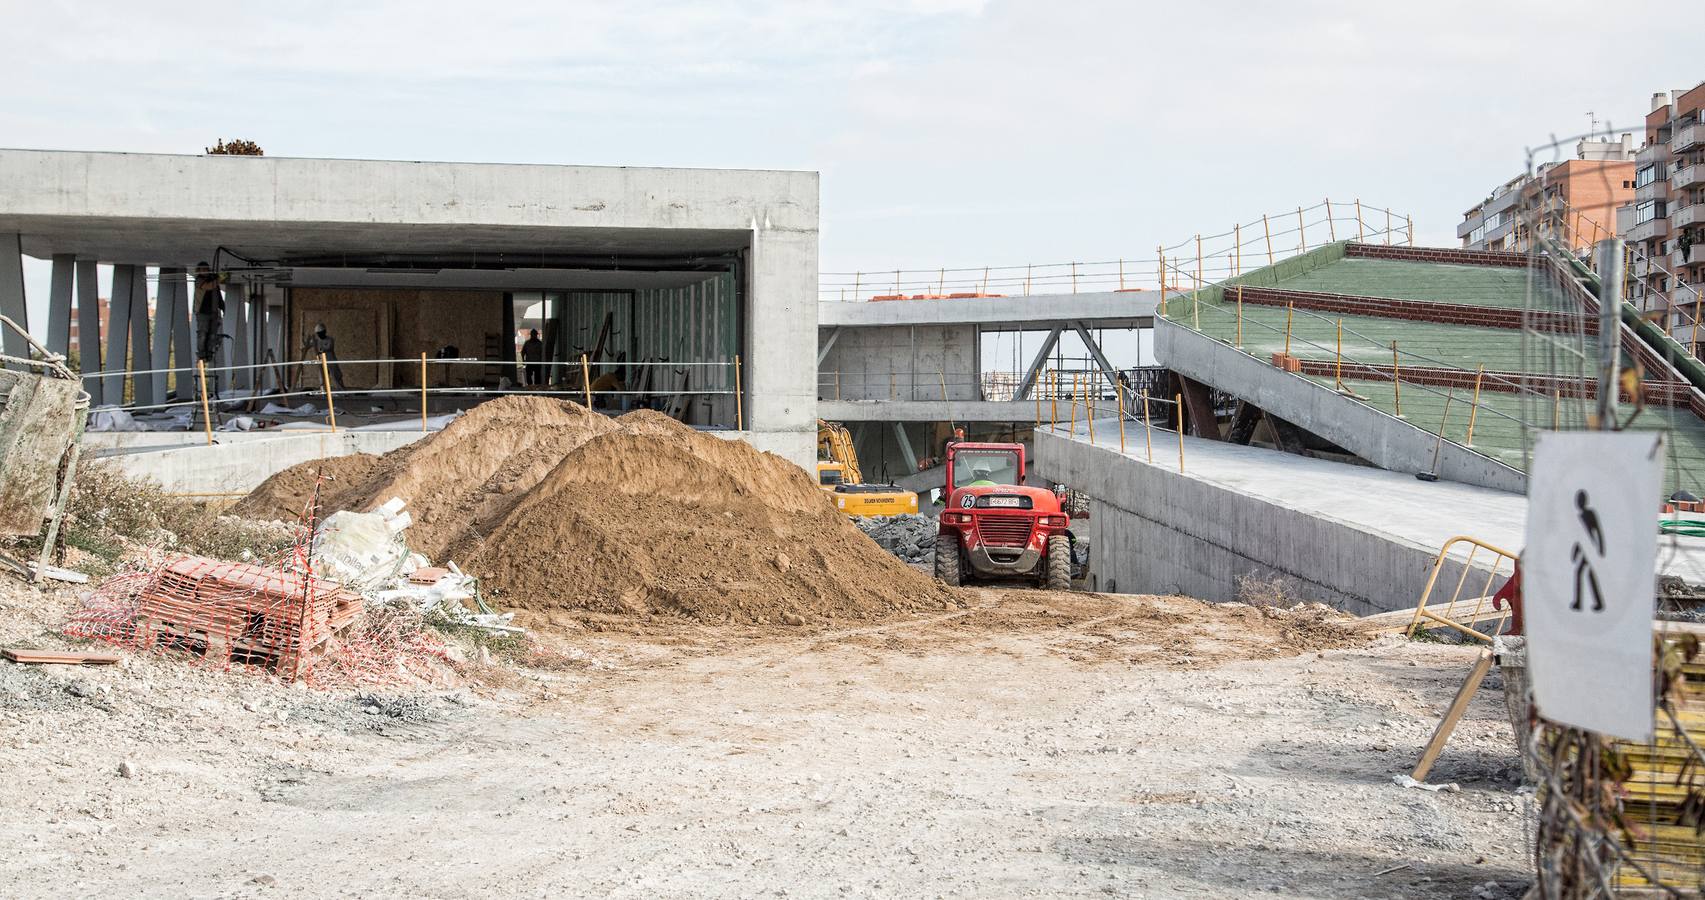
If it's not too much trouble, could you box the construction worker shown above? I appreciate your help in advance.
[521,329,545,387]
[300,323,347,390]
[193,262,225,364]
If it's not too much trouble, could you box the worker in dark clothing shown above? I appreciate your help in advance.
[521,329,545,387]
[193,262,225,363]
[300,322,347,390]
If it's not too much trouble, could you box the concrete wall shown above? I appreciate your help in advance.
[748,218,817,470]
[818,324,980,402]
[1156,319,1527,493]
[1032,428,1505,616]
[105,431,429,495]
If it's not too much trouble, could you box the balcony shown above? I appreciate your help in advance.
[1674,244,1705,268]
[1636,178,1670,203]
[1628,216,1670,244]
[1638,142,1671,164]
[1676,164,1705,191]
[1672,283,1705,309]
[1484,188,1521,216]
[1456,216,1482,240]
[1484,219,1515,245]
[1674,203,1705,230]
[1676,122,1704,153]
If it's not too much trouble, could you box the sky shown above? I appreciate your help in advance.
[5,0,1705,335]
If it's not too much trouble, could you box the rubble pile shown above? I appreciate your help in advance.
[855,514,938,566]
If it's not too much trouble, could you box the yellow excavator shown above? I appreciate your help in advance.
[817,420,919,517]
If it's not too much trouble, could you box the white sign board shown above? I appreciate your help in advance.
[1523,430,1662,742]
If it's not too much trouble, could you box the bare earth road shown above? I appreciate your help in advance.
[0,587,1529,899]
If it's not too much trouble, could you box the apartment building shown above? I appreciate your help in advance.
[1459,135,1635,254]
[1624,84,1705,324]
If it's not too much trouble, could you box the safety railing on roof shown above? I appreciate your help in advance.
[1544,198,1705,357]
[77,354,748,440]
[818,199,1413,301]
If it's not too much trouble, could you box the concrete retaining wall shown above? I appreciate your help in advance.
[104,431,429,495]
[1033,428,1501,615]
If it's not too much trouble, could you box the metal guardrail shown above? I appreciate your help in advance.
[1404,535,1517,641]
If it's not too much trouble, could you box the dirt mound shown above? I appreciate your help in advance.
[463,413,957,626]
[233,397,955,627]
[230,453,386,522]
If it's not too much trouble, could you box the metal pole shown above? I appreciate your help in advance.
[734,355,744,431]
[1595,238,1625,429]
[1156,247,1167,316]
[1406,215,1415,246]
[1118,259,1124,291]
[197,359,214,446]
[1355,199,1365,240]
[1050,369,1058,431]
[1335,318,1343,390]
[1234,223,1242,276]
[1195,234,1203,289]
[1385,208,1392,245]
[1297,207,1307,253]
[1263,215,1274,265]
[1071,261,1079,294]
[1325,198,1336,242]
[318,353,337,433]
[420,352,428,432]
[1069,372,1079,434]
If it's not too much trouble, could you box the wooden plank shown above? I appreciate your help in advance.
[1412,648,1494,781]
[1,647,122,665]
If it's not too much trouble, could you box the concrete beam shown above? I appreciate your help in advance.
[820,291,1155,330]
[46,253,73,356]
[1013,325,1063,401]
[817,327,840,366]
[892,421,919,473]
[0,233,25,358]
[821,398,1041,423]
[75,259,101,405]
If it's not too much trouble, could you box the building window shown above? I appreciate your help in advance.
[1636,164,1658,188]
[1636,200,1666,225]
[1469,224,1486,244]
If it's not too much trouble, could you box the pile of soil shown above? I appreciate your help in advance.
[234,397,956,626]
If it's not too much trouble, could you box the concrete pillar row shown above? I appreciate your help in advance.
[127,265,153,407]
[46,254,74,356]
[102,265,135,404]
[76,259,102,405]
[0,233,27,359]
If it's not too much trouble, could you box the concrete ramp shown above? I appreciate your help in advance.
[1156,318,1526,492]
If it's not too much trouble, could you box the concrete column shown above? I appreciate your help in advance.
[0,233,26,359]
[158,269,190,396]
[46,254,73,356]
[150,268,179,402]
[744,221,819,468]
[103,265,135,404]
[227,282,250,391]
[76,259,102,405]
[171,271,192,394]
[128,266,153,407]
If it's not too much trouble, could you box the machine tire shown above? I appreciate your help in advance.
[934,536,962,587]
[1045,534,1072,592]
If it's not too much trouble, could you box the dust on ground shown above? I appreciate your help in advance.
[0,573,1526,899]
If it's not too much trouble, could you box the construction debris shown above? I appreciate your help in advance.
[855,513,937,565]
[1,647,121,665]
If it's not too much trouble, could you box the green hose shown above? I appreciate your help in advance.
[1660,517,1705,537]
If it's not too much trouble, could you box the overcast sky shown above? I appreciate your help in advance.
[5,0,1704,324]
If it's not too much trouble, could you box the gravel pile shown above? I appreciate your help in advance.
[856,514,937,565]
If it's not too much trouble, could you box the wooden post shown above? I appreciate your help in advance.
[938,267,945,295]
[1385,207,1393,245]
[1334,319,1343,390]
[1157,247,1167,316]
[1192,287,1200,330]
[1087,381,1096,445]
[1553,389,1561,429]
[1071,261,1079,294]
[1142,390,1153,462]
[1175,393,1185,474]
[581,354,592,407]
[734,355,744,431]
[1391,341,1402,418]
[1284,303,1294,357]
[1194,234,1203,289]
[895,269,901,294]
[1412,650,1494,781]
[1235,285,1244,348]
[1050,369,1058,431]
[1069,372,1079,434]
[1025,264,1032,295]
[1355,198,1365,240]
[1297,206,1307,253]
[319,353,337,433]
[1406,215,1415,246]
[1325,198,1336,242]
[1118,258,1124,291]
[1234,223,1242,276]
[1466,365,1484,445]
[420,352,428,432]
[1116,385,1126,453]
[197,359,214,446]
[853,272,861,300]
[981,267,989,295]
[1034,371,1041,426]
[1262,214,1274,265]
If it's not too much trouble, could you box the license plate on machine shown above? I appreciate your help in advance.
[986,497,1022,508]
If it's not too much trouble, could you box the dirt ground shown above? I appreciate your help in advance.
[0,580,1530,899]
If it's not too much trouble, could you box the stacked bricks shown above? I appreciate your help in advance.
[1344,243,1531,268]
[133,555,362,681]
[1235,286,1596,335]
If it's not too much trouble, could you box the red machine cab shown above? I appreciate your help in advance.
[934,441,1085,590]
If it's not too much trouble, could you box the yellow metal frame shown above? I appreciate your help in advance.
[1404,535,1517,642]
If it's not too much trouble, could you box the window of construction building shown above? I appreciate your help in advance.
[1637,200,1663,225]
[1637,164,1658,188]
